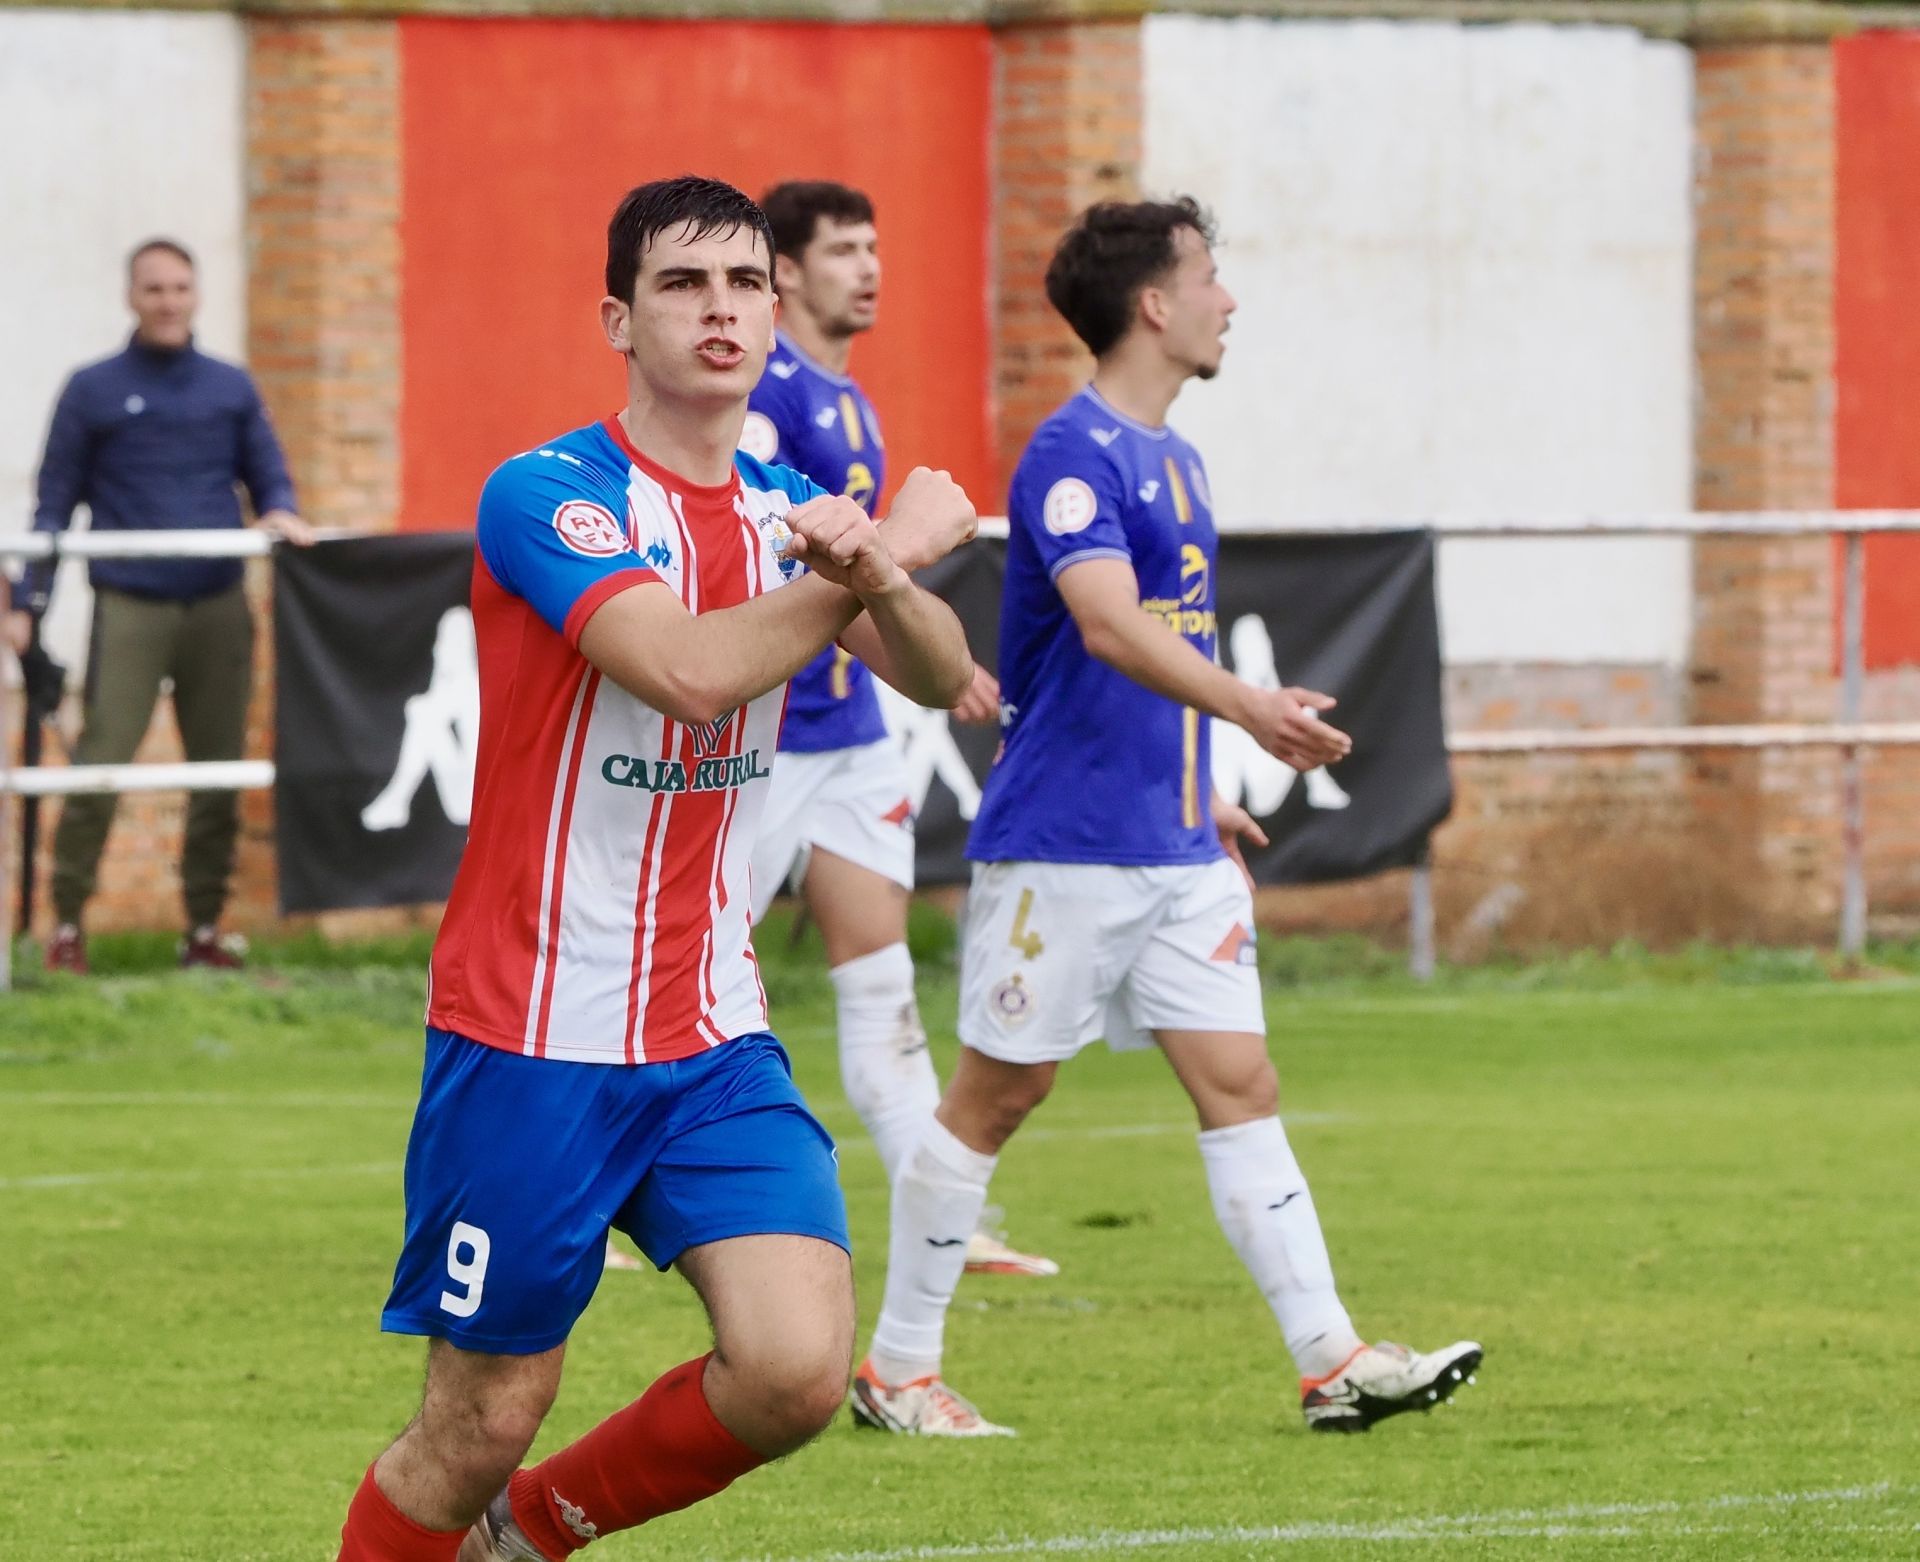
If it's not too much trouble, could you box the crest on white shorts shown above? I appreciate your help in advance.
[990,973,1035,1027]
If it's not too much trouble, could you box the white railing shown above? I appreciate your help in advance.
[984,510,1920,973]
[4,515,1918,987]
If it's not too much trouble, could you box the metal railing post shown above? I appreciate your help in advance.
[1840,532,1867,964]
[1,641,15,994]
[1409,857,1435,981]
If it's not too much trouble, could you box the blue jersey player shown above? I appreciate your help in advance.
[855,199,1483,1438]
[740,181,1051,1280]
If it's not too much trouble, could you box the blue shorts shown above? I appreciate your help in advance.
[381,1028,849,1354]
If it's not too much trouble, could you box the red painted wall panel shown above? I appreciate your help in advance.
[1835,34,1920,669]
[398,19,994,530]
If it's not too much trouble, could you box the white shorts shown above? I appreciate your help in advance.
[958,858,1265,1065]
[749,740,917,923]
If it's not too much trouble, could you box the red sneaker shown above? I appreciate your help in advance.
[180,926,246,970]
[44,924,88,975]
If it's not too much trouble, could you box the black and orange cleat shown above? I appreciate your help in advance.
[1301,1340,1483,1433]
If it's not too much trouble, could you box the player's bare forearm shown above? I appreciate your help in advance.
[840,580,973,708]
[579,573,861,724]
[1057,557,1350,769]
[1057,558,1255,725]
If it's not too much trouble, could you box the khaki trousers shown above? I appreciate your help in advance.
[51,585,254,929]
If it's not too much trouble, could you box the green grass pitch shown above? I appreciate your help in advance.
[3,921,1917,1559]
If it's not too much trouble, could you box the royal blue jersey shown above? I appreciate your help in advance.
[967,387,1224,867]
[742,332,889,753]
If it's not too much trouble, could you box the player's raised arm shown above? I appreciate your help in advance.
[831,465,979,708]
[578,570,860,725]
[798,469,975,709]
[478,453,872,725]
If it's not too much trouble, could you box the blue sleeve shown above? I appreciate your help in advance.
[733,453,829,508]
[21,375,93,613]
[476,452,666,645]
[1007,429,1134,583]
[237,375,299,516]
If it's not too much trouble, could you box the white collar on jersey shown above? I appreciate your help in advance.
[1078,384,1174,441]
[774,329,858,389]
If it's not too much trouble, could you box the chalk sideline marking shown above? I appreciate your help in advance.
[764,1483,1908,1561]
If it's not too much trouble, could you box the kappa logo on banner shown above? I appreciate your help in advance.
[361,607,479,833]
[1212,615,1352,818]
[552,500,627,557]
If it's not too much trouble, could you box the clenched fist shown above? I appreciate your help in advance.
[785,494,908,600]
[878,468,977,574]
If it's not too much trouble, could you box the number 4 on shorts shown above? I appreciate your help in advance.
[1007,887,1044,961]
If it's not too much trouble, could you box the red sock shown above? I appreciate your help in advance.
[507,1354,766,1555]
[336,1462,468,1562]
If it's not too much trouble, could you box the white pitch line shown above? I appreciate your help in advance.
[0,1161,400,1192]
[1,1090,405,1109]
[759,1484,1904,1562]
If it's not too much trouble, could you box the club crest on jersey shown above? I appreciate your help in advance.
[552,500,626,557]
[689,709,735,758]
[738,411,780,463]
[1043,477,1098,536]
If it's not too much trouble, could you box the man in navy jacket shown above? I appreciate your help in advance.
[6,238,313,972]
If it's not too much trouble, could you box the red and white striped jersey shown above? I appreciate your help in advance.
[427,416,825,1064]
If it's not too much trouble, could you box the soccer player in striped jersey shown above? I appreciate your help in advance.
[853,198,1482,1438]
[333,176,978,1562]
[740,179,1052,1279]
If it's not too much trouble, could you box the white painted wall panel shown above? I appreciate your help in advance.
[0,10,247,665]
[1142,17,1694,665]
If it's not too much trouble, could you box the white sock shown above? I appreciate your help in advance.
[1198,1116,1363,1378]
[829,943,940,1183]
[869,1118,997,1384]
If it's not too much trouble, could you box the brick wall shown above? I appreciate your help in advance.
[992,19,1141,499]
[247,21,403,534]
[1690,44,1840,940]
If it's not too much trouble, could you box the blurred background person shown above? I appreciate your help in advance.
[6,236,314,973]
[742,179,1053,1279]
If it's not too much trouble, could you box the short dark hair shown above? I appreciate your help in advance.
[605,176,774,304]
[128,237,194,277]
[1044,197,1216,358]
[759,181,876,263]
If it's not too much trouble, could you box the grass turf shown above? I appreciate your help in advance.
[2,921,1917,1559]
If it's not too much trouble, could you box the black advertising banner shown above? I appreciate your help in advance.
[903,532,1452,886]
[273,530,1449,910]
[1210,533,1451,884]
[274,534,476,913]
